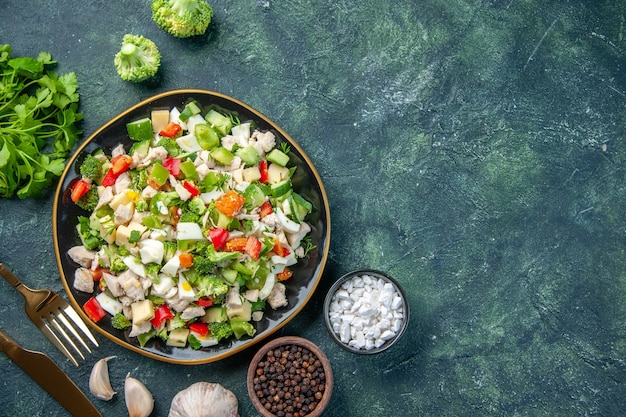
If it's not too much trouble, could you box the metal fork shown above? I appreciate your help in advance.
[0,263,99,366]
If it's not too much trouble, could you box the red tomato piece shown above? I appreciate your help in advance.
[110,154,132,175]
[159,122,182,138]
[83,297,107,323]
[183,181,201,198]
[259,201,273,219]
[189,322,210,336]
[245,235,262,260]
[276,267,293,281]
[272,238,291,257]
[70,179,91,203]
[209,228,229,250]
[150,304,174,328]
[259,160,269,183]
[196,297,214,307]
[162,157,181,177]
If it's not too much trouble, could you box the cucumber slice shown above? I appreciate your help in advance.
[211,147,235,166]
[266,149,290,167]
[221,269,239,285]
[271,179,292,198]
[236,146,261,166]
[205,110,233,136]
[290,193,312,222]
[244,183,266,207]
[126,118,153,142]
[204,306,228,322]
[179,101,202,122]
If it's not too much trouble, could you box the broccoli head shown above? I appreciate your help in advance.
[208,321,233,341]
[79,154,105,182]
[75,186,99,212]
[196,275,229,298]
[152,0,214,38]
[114,34,161,82]
[111,312,132,330]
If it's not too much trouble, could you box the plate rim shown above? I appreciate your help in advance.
[52,88,331,365]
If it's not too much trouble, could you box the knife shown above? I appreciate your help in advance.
[0,328,102,417]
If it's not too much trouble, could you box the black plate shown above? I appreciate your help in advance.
[52,89,330,364]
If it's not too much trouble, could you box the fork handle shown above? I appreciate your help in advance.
[0,263,31,297]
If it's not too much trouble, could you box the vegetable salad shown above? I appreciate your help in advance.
[67,101,315,350]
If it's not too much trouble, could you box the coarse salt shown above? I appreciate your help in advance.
[328,274,405,351]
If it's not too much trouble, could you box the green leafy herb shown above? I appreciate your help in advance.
[0,44,83,199]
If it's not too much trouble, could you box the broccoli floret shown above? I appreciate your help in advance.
[151,0,214,38]
[156,137,181,156]
[208,322,233,341]
[187,196,206,215]
[144,263,161,282]
[163,241,178,262]
[109,254,128,273]
[196,275,229,298]
[79,154,105,182]
[114,34,161,82]
[129,169,149,191]
[135,198,149,212]
[111,312,132,330]
[179,211,200,223]
[191,255,214,275]
[168,312,186,330]
[75,187,99,212]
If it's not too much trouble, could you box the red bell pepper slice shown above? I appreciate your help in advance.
[70,179,91,203]
[272,238,291,257]
[110,154,132,175]
[182,181,201,198]
[162,157,181,177]
[150,304,174,328]
[101,169,117,187]
[259,201,273,219]
[196,297,214,307]
[159,122,182,138]
[259,160,269,183]
[101,154,132,186]
[209,228,229,250]
[88,267,104,282]
[83,297,107,323]
[189,322,210,336]
[245,235,262,260]
[276,267,293,281]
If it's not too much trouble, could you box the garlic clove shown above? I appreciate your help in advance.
[125,373,154,417]
[89,356,117,400]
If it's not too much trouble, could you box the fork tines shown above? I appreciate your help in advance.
[40,300,99,366]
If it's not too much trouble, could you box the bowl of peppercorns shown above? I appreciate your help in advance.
[247,336,333,417]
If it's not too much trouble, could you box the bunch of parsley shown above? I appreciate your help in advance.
[0,44,82,199]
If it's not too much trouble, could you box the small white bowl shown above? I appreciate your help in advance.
[323,269,409,354]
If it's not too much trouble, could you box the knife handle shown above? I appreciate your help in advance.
[0,328,22,360]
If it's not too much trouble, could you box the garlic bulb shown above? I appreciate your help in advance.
[89,356,116,400]
[125,373,154,417]
[168,382,239,417]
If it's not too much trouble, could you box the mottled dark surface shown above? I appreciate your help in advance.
[1,1,626,416]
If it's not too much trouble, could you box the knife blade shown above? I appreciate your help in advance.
[0,328,102,417]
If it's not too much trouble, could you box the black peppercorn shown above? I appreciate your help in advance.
[253,344,327,416]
